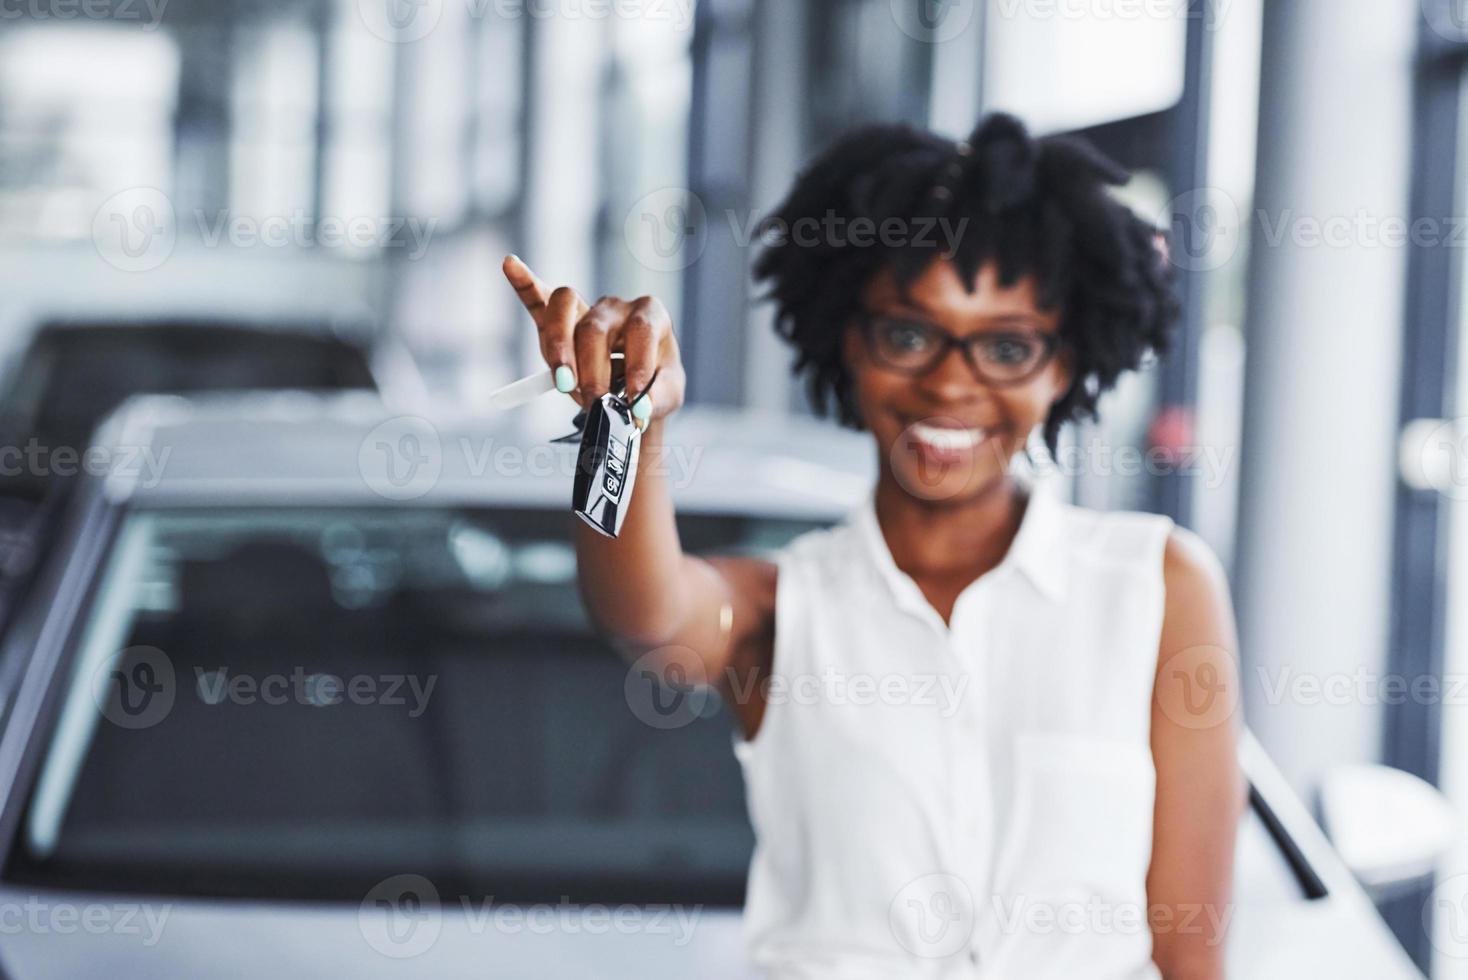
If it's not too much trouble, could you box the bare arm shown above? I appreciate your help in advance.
[501,256,775,724]
[1148,526,1247,980]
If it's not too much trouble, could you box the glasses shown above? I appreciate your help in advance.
[854,311,1062,386]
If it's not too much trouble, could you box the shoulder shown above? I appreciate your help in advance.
[1155,524,1239,685]
[770,516,866,578]
[1160,524,1231,610]
[712,518,863,623]
[1051,498,1176,568]
[1053,501,1230,616]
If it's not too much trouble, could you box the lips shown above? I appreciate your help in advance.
[897,417,1003,474]
[908,420,987,451]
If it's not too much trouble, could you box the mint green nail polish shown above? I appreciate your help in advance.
[632,396,653,421]
[554,365,574,393]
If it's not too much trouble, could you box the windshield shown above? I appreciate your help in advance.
[10,506,818,905]
[0,324,377,495]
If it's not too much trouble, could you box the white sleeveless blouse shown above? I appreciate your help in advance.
[733,475,1175,979]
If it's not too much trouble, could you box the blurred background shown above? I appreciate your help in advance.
[2,0,1468,975]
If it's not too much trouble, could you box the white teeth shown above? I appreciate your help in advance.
[910,422,986,450]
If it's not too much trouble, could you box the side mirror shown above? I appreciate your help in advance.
[1319,763,1458,901]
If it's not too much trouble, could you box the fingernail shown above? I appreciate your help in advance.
[632,394,653,421]
[554,365,575,393]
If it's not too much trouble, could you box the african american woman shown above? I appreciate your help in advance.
[501,111,1245,980]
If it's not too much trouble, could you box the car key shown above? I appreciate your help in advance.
[571,367,658,538]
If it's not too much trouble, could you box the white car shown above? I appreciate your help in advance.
[0,394,1430,978]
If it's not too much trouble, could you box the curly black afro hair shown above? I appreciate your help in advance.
[751,111,1179,456]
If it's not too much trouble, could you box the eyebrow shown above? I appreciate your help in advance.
[985,313,1048,327]
[873,304,1048,329]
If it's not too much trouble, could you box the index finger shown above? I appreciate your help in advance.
[502,254,551,325]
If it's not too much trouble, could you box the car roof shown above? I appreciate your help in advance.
[0,297,378,347]
[93,392,877,520]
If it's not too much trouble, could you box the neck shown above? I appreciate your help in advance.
[873,469,1028,578]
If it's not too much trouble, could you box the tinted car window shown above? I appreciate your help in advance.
[11,507,818,905]
[0,323,377,491]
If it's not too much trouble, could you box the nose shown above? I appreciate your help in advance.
[916,342,988,406]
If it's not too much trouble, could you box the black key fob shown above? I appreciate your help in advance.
[572,391,642,538]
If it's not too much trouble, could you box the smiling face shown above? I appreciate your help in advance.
[843,258,1072,505]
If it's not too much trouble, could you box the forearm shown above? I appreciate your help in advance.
[573,417,697,646]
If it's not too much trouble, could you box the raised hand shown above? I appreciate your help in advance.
[501,255,687,424]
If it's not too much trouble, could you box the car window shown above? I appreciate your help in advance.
[10,507,819,905]
[0,324,377,477]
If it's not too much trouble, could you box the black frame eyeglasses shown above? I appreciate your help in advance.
[854,311,1064,387]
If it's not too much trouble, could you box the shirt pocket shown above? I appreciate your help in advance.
[992,730,1157,907]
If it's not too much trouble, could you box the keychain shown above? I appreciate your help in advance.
[563,367,658,538]
[486,353,658,539]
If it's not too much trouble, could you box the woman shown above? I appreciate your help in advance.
[501,112,1245,979]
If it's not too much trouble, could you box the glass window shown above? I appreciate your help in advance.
[0,25,179,240]
[983,1,1188,135]
[229,20,319,222]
